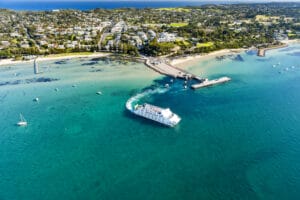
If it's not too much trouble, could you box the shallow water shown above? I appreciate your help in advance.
[1,45,300,199]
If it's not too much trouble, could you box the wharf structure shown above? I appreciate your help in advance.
[145,57,204,82]
[191,77,231,89]
[257,43,288,57]
[34,58,39,74]
[144,57,229,89]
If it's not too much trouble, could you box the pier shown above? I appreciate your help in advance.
[191,77,231,89]
[144,57,231,89]
[257,49,266,57]
[257,43,288,57]
[145,57,205,81]
[34,58,39,74]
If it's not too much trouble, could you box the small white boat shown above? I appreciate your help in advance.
[96,91,102,95]
[33,97,39,102]
[17,114,27,126]
[184,85,187,89]
[165,84,169,88]
[272,65,276,68]
[170,79,174,83]
[72,84,77,88]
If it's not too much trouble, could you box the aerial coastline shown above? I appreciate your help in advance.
[0,41,297,70]
[1,1,300,200]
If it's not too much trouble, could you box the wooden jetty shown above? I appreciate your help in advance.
[34,58,39,74]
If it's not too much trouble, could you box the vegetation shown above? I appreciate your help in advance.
[0,3,299,58]
[196,42,214,48]
[170,23,188,28]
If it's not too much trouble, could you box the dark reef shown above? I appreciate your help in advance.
[0,77,59,86]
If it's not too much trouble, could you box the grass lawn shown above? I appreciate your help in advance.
[105,35,114,40]
[175,39,191,47]
[170,22,188,27]
[196,42,214,48]
[288,33,297,37]
[255,15,280,22]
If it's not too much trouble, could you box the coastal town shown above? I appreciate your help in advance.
[1,1,300,199]
[0,2,299,60]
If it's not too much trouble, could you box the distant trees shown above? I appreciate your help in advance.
[142,38,175,56]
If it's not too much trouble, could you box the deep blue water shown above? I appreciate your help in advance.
[0,1,240,11]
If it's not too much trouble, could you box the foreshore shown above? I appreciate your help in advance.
[170,48,246,68]
[1,39,299,68]
[0,52,110,66]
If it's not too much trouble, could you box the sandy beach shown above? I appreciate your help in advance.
[1,39,298,68]
[170,48,246,68]
[281,39,300,45]
[0,52,110,66]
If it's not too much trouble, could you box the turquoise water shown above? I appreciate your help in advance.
[1,45,300,199]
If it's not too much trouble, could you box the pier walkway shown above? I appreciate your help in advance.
[143,57,230,90]
[191,77,231,89]
[144,57,204,81]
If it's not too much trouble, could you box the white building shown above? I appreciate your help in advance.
[157,32,176,43]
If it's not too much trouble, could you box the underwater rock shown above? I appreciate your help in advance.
[54,60,68,64]
[0,77,59,87]
[233,54,244,62]
[82,61,98,66]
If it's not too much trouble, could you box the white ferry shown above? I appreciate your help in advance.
[126,97,181,127]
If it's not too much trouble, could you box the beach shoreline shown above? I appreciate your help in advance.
[170,48,246,68]
[0,52,110,66]
[1,39,299,68]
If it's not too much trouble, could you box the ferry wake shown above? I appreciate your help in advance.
[126,89,181,127]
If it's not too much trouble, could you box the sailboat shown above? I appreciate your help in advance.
[17,113,27,126]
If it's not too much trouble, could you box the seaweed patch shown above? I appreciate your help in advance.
[0,77,59,86]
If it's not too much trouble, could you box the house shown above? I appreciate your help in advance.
[148,30,156,40]
[138,31,148,42]
[157,32,176,43]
